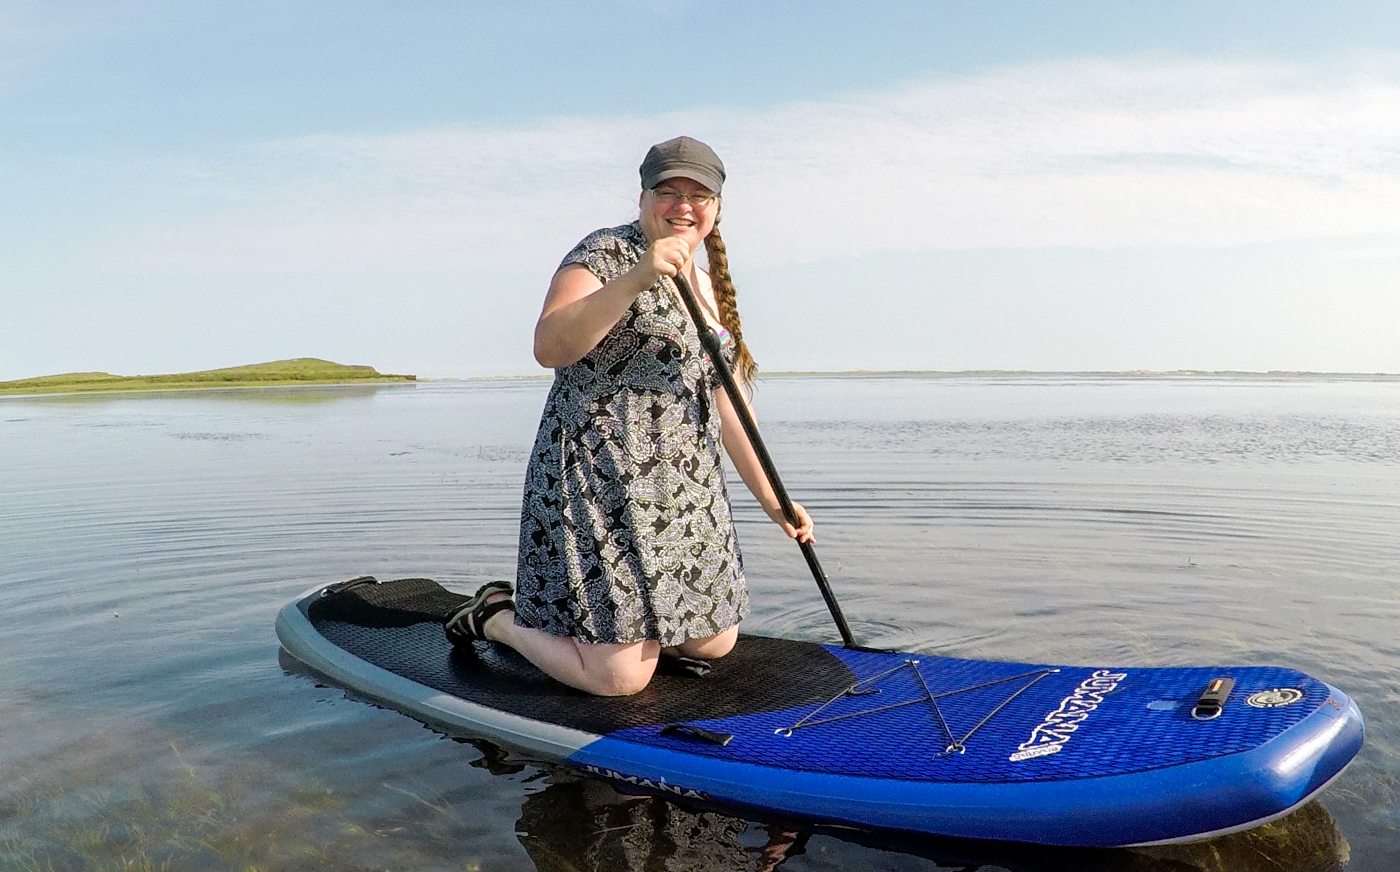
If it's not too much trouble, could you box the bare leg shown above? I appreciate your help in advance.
[665,623,740,660]
[482,595,660,696]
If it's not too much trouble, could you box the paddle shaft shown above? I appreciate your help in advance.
[669,273,857,647]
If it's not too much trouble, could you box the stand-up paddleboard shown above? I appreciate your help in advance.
[275,575,1363,847]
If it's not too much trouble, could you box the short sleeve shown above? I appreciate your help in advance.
[721,336,740,369]
[701,329,741,390]
[558,223,646,284]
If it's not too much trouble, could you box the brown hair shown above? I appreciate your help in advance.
[703,219,757,387]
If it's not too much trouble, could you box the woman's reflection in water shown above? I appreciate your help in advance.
[515,771,806,872]
[488,752,1347,872]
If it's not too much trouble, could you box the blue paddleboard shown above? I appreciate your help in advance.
[275,577,1363,847]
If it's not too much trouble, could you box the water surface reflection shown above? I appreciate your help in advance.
[0,700,1347,872]
[2,377,1394,870]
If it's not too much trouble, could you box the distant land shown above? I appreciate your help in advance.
[0,359,416,396]
[6,363,1396,396]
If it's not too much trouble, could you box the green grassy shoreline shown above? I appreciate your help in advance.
[0,358,416,396]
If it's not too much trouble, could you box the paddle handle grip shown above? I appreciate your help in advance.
[670,273,857,648]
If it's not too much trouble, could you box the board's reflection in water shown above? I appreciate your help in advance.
[485,744,1349,872]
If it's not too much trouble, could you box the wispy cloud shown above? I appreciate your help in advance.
[100,55,1400,273]
[0,2,133,101]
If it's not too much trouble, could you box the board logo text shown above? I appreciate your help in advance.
[579,764,709,800]
[1010,670,1127,762]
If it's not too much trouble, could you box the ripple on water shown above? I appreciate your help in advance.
[1,377,1396,870]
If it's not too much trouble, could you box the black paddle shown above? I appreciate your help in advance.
[670,273,858,648]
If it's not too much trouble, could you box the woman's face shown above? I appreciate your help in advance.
[638,176,719,252]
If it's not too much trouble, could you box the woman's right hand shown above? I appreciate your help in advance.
[633,236,692,284]
[766,500,815,544]
[536,236,690,368]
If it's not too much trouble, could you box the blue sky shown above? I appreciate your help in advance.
[3,1,1399,379]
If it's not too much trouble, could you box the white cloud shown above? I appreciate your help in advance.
[97,55,1400,274]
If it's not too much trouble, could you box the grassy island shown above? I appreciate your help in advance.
[0,358,416,396]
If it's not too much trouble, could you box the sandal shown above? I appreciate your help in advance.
[444,581,515,648]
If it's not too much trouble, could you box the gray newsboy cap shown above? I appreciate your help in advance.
[639,136,725,194]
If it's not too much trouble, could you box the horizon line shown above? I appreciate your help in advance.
[453,368,1400,382]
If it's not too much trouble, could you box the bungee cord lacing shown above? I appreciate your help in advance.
[776,661,1060,757]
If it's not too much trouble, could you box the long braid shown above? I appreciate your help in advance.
[703,221,757,387]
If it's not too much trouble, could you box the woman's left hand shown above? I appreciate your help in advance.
[767,500,815,544]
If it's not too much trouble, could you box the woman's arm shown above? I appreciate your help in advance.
[534,236,693,369]
[716,387,815,543]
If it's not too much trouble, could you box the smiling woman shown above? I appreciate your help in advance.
[441,136,813,697]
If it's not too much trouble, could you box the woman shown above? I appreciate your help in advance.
[445,136,813,696]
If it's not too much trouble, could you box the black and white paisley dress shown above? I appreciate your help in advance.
[514,222,748,646]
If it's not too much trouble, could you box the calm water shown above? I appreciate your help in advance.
[2,375,1397,871]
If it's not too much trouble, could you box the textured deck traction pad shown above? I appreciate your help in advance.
[308,577,858,735]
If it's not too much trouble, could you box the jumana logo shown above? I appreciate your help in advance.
[1010,670,1127,762]
[579,764,709,800]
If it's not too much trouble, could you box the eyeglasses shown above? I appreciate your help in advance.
[649,187,718,208]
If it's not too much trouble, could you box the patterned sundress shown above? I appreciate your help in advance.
[514,222,748,646]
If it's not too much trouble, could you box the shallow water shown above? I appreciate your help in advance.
[2,375,1397,871]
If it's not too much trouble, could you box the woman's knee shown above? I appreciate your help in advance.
[676,625,739,659]
[590,669,653,696]
[578,641,658,696]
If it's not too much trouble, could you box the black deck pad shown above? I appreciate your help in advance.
[307,577,858,736]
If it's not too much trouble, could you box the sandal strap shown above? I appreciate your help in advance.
[476,580,515,598]
[444,582,516,649]
[469,598,516,638]
[444,600,479,646]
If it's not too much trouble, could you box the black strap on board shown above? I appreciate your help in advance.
[1192,677,1235,721]
[321,575,379,597]
[669,273,857,647]
[660,723,734,746]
